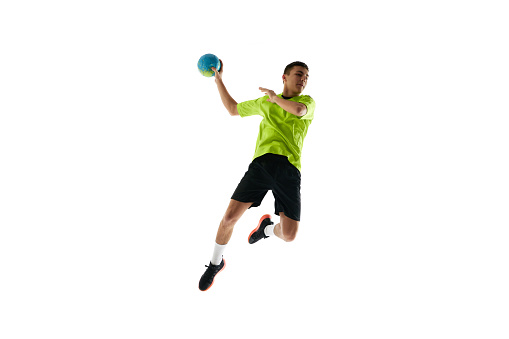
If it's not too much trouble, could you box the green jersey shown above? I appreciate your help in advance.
[237,94,315,171]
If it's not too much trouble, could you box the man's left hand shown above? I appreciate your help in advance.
[259,87,278,103]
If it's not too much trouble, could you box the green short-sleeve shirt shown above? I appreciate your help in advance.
[237,94,315,171]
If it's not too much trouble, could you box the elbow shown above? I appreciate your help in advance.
[297,105,307,117]
[229,104,239,116]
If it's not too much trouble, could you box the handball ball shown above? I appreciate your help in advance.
[198,53,221,77]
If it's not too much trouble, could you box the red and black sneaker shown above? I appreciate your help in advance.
[199,258,225,291]
[248,214,274,244]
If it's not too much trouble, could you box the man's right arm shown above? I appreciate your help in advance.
[212,61,239,116]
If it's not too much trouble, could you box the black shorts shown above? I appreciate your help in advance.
[231,153,301,221]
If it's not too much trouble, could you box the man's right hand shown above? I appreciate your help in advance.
[211,59,223,82]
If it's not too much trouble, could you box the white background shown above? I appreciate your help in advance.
[1,1,508,338]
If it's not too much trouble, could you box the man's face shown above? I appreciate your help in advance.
[283,66,309,94]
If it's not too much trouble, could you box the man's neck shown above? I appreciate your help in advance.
[282,88,301,98]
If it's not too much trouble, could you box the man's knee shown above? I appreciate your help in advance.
[221,206,242,228]
[221,212,240,228]
[221,200,252,228]
[281,215,299,242]
[284,232,297,242]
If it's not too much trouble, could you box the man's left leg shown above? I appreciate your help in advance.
[248,212,299,243]
[247,155,301,244]
[272,212,299,242]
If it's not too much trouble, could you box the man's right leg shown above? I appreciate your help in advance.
[216,199,253,245]
[199,199,252,291]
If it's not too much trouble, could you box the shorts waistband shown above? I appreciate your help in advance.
[254,153,289,162]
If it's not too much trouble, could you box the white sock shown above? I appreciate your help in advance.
[211,242,226,265]
[264,224,275,237]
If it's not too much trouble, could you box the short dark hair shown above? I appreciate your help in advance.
[284,61,309,75]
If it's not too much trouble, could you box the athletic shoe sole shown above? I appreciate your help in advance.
[248,214,272,243]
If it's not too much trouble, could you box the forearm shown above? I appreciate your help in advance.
[273,96,306,117]
[215,78,238,116]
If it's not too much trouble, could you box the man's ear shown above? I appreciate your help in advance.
[282,74,286,84]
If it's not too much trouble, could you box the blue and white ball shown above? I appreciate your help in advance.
[197,53,221,77]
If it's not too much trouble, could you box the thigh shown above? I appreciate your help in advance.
[231,161,272,208]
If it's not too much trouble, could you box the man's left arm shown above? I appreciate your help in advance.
[259,87,307,117]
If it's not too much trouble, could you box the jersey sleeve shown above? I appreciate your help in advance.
[237,96,267,117]
[298,95,315,120]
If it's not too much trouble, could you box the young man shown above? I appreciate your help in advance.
[198,60,315,291]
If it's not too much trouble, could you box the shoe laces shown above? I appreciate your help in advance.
[205,262,221,271]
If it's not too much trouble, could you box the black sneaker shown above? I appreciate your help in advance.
[248,214,273,244]
[199,258,225,291]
